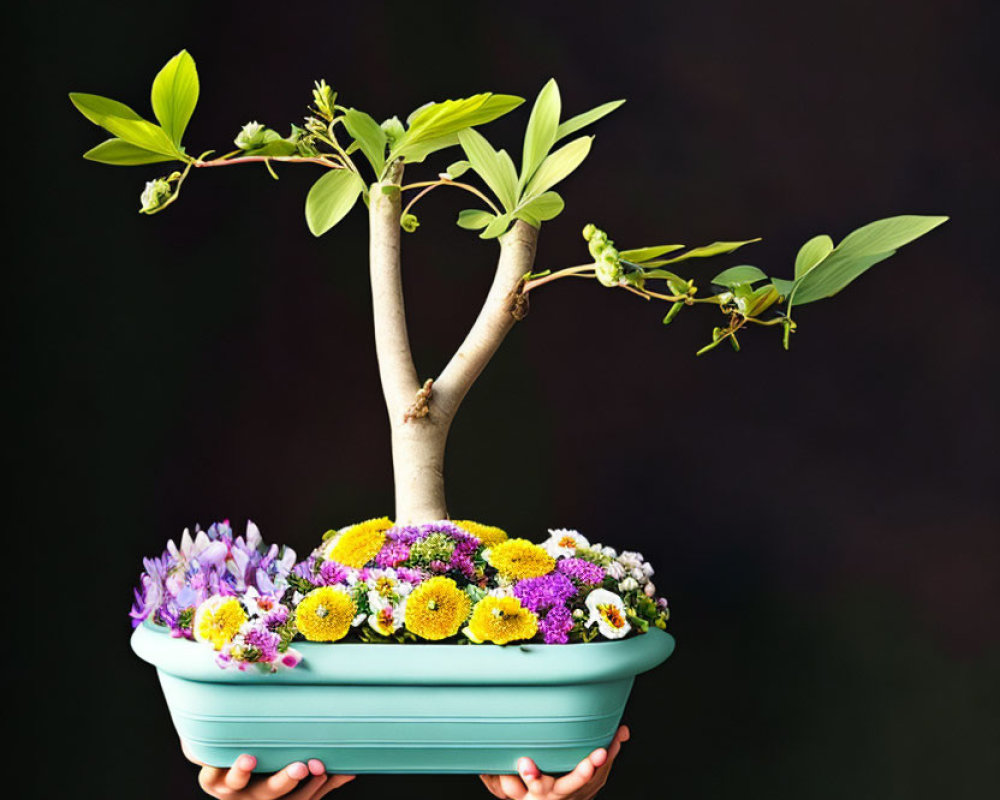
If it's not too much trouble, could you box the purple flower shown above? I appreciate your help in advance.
[319,560,350,586]
[375,540,411,568]
[242,626,281,662]
[539,604,573,644]
[514,573,576,612]
[557,558,606,586]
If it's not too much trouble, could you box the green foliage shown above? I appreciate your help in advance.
[70,92,184,159]
[83,138,176,166]
[343,109,387,177]
[788,216,948,308]
[711,265,769,287]
[305,169,365,236]
[150,50,199,146]
[453,79,622,239]
[71,50,200,164]
[390,93,524,164]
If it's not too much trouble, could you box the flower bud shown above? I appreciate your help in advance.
[572,608,585,619]
[582,223,597,241]
[312,79,337,120]
[644,582,657,597]
[381,116,406,146]
[235,121,267,150]
[139,178,173,214]
[401,213,420,233]
[619,577,639,592]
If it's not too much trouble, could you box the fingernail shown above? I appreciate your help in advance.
[237,755,256,771]
[308,759,326,776]
[288,762,308,780]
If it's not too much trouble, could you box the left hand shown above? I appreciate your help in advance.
[478,725,630,800]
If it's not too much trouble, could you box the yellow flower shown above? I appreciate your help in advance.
[295,587,356,642]
[193,595,247,650]
[404,577,471,641]
[467,596,538,645]
[453,520,508,548]
[325,517,393,568]
[487,538,555,580]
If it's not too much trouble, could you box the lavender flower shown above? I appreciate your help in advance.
[557,558,606,586]
[514,572,576,612]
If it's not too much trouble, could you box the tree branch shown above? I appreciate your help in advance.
[370,161,421,422]
[434,220,540,419]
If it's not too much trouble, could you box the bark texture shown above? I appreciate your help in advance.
[369,164,539,524]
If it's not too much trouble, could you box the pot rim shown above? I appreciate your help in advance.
[132,620,675,685]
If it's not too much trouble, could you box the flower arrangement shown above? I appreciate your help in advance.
[131,519,669,671]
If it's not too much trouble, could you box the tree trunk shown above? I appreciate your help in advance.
[369,161,539,524]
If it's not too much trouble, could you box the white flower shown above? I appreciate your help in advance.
[363,568,413,601]
[630,567,647,584]
[618,551,644,570]
[641,562,654,579]
[607,562,627,581]
[644,582,657,597]
[368,594,406,636]
[601,545,618,559]
[584,589,631,640]
[542,529,590,558]
[139,178,172,213]
[488,585,514,598]
[619,577,640,593]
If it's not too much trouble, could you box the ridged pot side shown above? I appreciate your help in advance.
[132,623,674,773]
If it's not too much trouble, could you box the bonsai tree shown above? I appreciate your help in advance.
[71,50,947,525]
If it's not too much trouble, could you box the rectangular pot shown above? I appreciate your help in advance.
[131,622,674,774]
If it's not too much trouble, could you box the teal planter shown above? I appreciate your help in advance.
[131,621,674,774]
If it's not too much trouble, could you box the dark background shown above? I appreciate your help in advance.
[15,0,999,797]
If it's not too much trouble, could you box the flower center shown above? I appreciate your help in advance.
[599,604,625,628]
[316,605,329,618]
[559,536,576,548]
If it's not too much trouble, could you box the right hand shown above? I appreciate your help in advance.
[182,742,356,799]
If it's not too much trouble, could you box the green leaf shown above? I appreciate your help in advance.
[83,138,175,165]
[305,169,365,236]
[515,190,564,223]
[457,128,518,211]
[792,251,896,306]
[791,215,948,306]
[794,234,833,278]
[480,213,512,239]
[393,93,523,160]
[524,135,593,197]
[655,238,761,264]
[521,79,561,187]
[69,92,182,158]
[771,277,796,297]
[242,139,299,157]
[644,268,688,285]
[394,132,460,163]
[343,108,387,177]
[457,209,494,230]
[69,92,144,125]
[555,99,625,142]
[712,265,769,287]
[618,244,685,262]
[444,160,470,179]
[835,215,949,257]
[150,50,199,146]
[746,284,781,316]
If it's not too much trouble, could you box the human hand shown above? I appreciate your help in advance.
[479,725,630,800]
[182,742,356,799]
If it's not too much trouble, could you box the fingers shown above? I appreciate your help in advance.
[479,775,507,799]
[224,755,257,792]
[259,761,310,798]
[518,757,550,797]
[497,772,529,799]
[551,751,598,796]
